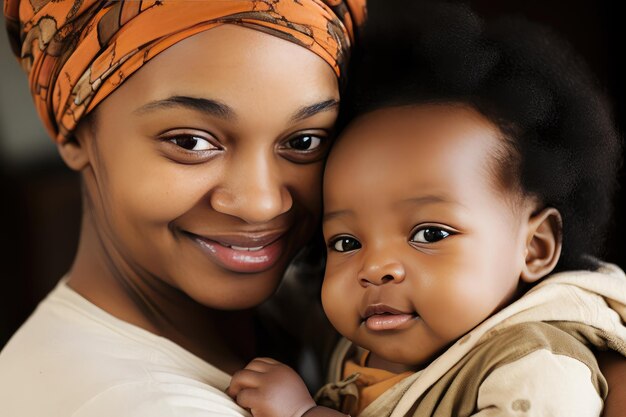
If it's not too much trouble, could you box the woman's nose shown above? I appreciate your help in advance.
[209,151,293,224]
[358,251,406,287]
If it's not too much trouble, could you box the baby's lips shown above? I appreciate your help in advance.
[364,312,416,331]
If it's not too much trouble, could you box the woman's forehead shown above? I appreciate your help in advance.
[101,25,339,122]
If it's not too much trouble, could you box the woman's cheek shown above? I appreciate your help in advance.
[286,163,324,216]
[115,162,214,224]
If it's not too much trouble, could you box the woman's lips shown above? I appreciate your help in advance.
[362,304,417,331]
[187,231,287,273]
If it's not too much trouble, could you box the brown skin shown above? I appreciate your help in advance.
[57,24,339,375]
[598,351,626,417]
[228,358,319,417]
[229,104,564,417]
[321,104,561,369]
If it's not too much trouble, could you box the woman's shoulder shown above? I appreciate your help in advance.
[0,281,250,417]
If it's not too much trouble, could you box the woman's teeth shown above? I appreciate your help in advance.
[225,244,265,252]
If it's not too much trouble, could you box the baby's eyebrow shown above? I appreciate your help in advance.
[323,209,353,223]
[398,194,469,213]
[324,195,458,222]
[399,195,452,206]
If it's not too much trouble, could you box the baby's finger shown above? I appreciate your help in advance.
[226,369,263,398]
[244,358,279,373]
[252,357,281,366]
[234,387,263,412]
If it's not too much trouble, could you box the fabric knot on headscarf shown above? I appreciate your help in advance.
[4,0,366,142]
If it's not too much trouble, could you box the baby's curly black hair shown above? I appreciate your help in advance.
[341,0,622,272]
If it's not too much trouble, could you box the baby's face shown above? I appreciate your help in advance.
[322,104,534,366]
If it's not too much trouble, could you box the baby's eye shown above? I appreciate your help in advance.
[169,135,217,151]
[410,227,452,244]
[329,236,362,252]
[285,135,323,151]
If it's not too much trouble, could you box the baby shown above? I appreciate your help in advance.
[228,3,626,417]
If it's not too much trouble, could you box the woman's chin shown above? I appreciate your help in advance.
[180,270,285,311]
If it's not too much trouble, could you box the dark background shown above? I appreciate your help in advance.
[1,0,624,348]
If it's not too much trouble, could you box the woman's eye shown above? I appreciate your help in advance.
[279,133,330,163]
[330,237,362,253]
[169,135,216,151]
[286,135,323,151]
[410,227,452,244]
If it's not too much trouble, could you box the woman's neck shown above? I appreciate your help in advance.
[66,214,256,374]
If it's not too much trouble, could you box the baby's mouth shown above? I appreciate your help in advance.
[362,304,418,331]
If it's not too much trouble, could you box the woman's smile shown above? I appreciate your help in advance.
[185,229,290,273]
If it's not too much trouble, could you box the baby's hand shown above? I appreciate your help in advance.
[227,357,316,417]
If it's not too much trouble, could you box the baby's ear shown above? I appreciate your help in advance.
[520,207,562,283]
[56,120,93,171]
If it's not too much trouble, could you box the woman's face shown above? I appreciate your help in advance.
[77,25,339,309]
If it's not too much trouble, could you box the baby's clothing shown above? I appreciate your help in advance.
[336,351,413,415]
[317,263,626,417]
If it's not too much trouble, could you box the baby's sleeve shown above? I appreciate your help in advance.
[470,349,603,417]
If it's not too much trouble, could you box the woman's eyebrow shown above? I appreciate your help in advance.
[133,96,236,120]
[291,99,339,122]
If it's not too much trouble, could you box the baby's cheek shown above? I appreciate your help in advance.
[320,275,340,321]
[425,280,492,340]
[321,272,356,337]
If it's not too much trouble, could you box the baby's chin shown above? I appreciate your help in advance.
[364,341,449,371]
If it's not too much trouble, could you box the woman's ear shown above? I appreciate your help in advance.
[56,119,93,171]
[57,140,89,171]
[521,207,562,283]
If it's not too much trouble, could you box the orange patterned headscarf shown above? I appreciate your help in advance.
[4,0,366,142]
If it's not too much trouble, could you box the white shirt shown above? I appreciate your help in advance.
[0,280,250,417]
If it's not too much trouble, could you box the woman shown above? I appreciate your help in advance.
[0,1,364,416]
[1,1,624,417]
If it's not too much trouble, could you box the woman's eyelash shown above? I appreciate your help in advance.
[284,134,327,152]
[155,130,224,164]
[167,135,217,151]
[279,131,332,163]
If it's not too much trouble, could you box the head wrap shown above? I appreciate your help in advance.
[4,0,366,142]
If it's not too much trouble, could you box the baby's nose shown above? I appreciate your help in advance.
[358,258,406,287]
